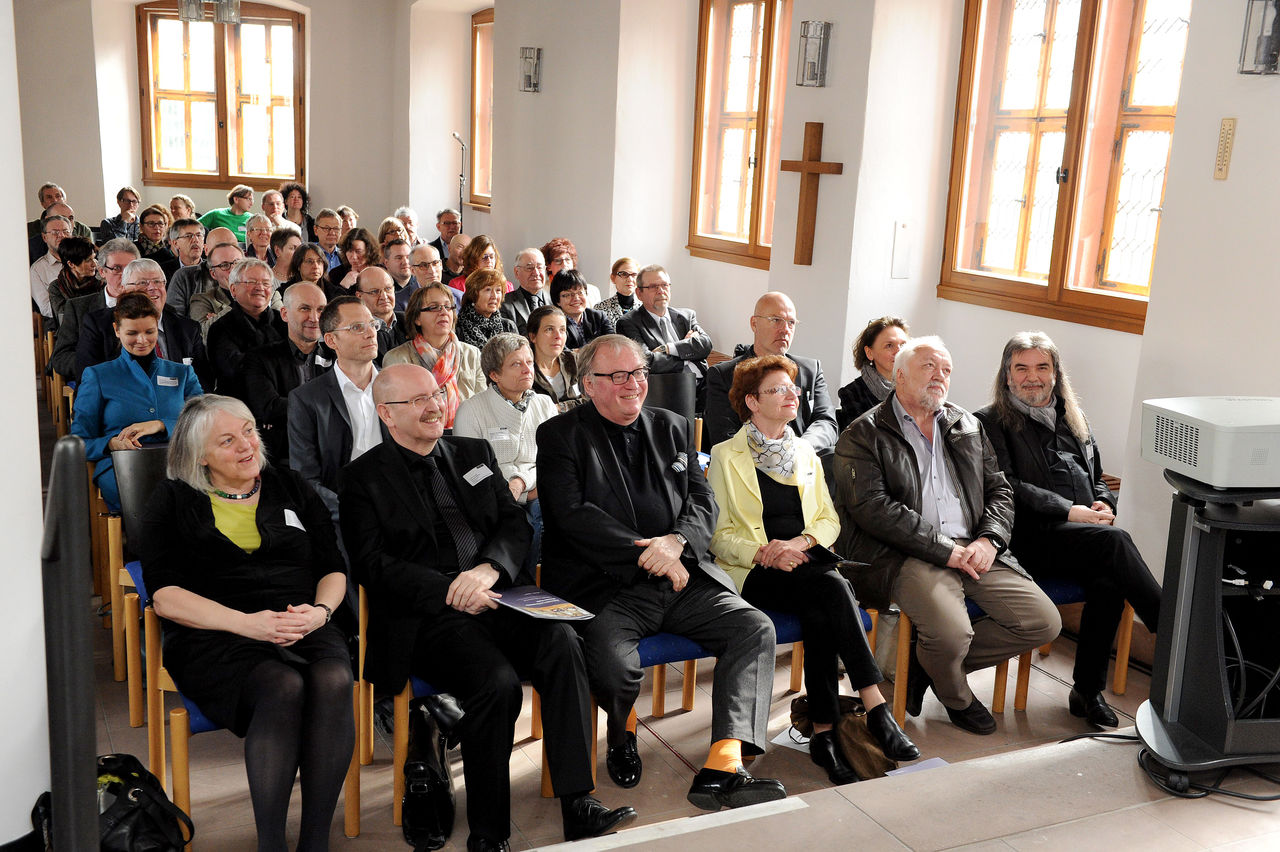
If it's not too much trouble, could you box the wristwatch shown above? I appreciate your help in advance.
[315,603,333,624]
[672,532,689,550]
[984,534,1006,553]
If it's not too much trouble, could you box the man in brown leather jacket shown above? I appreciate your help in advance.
[834,336,1059,735]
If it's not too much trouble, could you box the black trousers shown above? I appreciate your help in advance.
[410,606,594,842]
[1014,522,1162,694]
[742,565,882,724]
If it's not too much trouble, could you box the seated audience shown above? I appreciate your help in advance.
[286,242,330,291]
[135,205,180,280]
[393,206,424,247]
[47,236,99,330]
[376,216,409,256]
[448,234,513,294]
[454,333,559,576]
[974,332,1162,729]
[382,238,415,309]
[427,207,461,261]
[615,264,712,411]
[70,293,203,510]
[499,248,548,334]
[405,243,452,313]
[384,283,485,427]
[340,363,636,850]
[242,282,330,465]
[280,181,317,242]
[313,209,344,270]
[29,201,93,261]
[708,355,919,785]
[25,182,66,238]
[456,269,518,350]
[188,241,245,327]
[99,185,141,241]
[838,316,909,431]
[325,226,379,297]
[526,305,583,410]
[594,257,639,325]
[834,336,1060,736]
[30,213,70,321]
[336,205,359,239]
[51,239,140,380]
[260,189,294,233]
[206,258,287,398]
[540,236,601,304]
[443,233,470,280]
[164,220,210,316]
[244,214,276,263]
[199,184,256,243]
[269,229,303,288]
[168,193,196,223]
[352,266,407,363]
[538,334,786,809]
[138,394,353,852]
[552,269,614,349]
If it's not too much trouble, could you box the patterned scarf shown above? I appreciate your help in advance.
[747,420,797,483]
[1010,392,1058,431]
[413,333,461,426]
[861,363,895,402]
[456,302,508,349]
[52,267,101,303]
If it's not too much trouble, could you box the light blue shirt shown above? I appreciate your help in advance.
[892,396,969,540]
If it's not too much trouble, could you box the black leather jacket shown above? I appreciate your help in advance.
[833,392,1024,610]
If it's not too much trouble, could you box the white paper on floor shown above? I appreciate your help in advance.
[886,756,949,775]
[770,726,811,753]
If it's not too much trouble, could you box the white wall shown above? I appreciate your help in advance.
[0,0,53,839]
[1118,5,1280,578]
[91,0,142,216]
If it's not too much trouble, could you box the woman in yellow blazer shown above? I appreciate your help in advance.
[708,355,919,785]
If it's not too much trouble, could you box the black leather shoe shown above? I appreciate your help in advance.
[808,730,860,785]
[945,697,997,735]
[865,703,921,761]
[561,793,638,841]
[606,731,642,788]
[904,641,932,717]
[686,767,787,811]
[465,837,509,852]
[1069,688,1119,728]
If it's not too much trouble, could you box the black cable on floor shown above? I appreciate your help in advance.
[1057,732,1140,744]
[1136,748,1280,801]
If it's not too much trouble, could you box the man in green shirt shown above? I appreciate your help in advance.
[198,184,255,244]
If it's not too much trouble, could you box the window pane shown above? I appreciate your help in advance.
[724,2,762,114]
[156,19,185,91]
[190,100,217,172]
[188,21,215,93]
[241,102,268,175]
[273,105,294,175]
[1103,129,1170,288]
[1024,129,1065,276]
[1043,0,1080,110]
[980,130,1031,272]
[471,19,494,199]
[270,24,293,99]
[999,0,1049,111]
[1129,0,1191,108]
[715,126,747,237]
[157,98,187,170]
[241,24,267,99]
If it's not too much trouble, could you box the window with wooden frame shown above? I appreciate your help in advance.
[136,1,305,190]
[688,0,792,270]
[470,8,494,209]
[940,0,1190,333]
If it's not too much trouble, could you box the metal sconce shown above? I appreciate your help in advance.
[519,47,542,92]
[796,21,832,87]
[1240,0,1279,74]
[213,0,241,25]
[177,0,203,23]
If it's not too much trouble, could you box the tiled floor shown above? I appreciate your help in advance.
[92,606,1280,852]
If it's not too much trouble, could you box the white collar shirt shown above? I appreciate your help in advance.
[335,363,381,460]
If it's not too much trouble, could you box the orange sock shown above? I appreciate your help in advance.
[626,711,638,735]
[702,739,742,773]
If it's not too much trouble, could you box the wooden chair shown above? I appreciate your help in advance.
[1033,579,1137,695]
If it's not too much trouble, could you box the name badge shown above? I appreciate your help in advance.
[157,376,179,387]
[283,509,306,531]
[182,357,193,366]
[487,426,512,443]
[463,464,493,486]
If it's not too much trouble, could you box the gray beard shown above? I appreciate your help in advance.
[917,389,947,413]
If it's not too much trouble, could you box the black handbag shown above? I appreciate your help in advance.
[402,698,457,851]
[97,753,194,851]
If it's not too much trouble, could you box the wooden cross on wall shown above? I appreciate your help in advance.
[780,121,844,265]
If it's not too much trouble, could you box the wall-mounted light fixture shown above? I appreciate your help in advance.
[213,0,241,25]
[519,47,542,93]
[178,0,203,23]
[796,21,832,87]
[1240,0,1279,74]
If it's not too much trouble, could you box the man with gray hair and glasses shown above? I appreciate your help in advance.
[206,258,287,399]
[499,248,548,334]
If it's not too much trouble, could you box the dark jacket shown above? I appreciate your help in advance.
[615,306,711,376]
[137,242,181,282]
[339,437,532,691]
[837,376,882,431]
[833,393,1023,610]
[242,339,333,463]
[703,346,837,454]
[76,305,210,388]
[531,349,583,408]
[50,290,105,380]
[498,286,546,335]
[206,303,288,398]
[564,307,615,350]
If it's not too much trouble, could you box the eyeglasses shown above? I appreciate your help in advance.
[122,198,140,206]
[591,367,650,385]
[44,228,70,238]
[517,263,546,272]
[333,318,386,335]
[235,280,274,292]
[411,260,443,270]
[359,286,395,297]
[754,383,801,398]
[247,226,271,234]
[613,271,638,281]
[638,281,670,291]
[420,303,455,313]
[123,279,166,292]
[102,263,125,274]
[315,224,341,233]
[174,233,203,242]
[209,260,239,272]
[382,388,449,409]
[438,219,461,228]
[753,315,798,330]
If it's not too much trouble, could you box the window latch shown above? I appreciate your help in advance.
[1055,166,1069,184]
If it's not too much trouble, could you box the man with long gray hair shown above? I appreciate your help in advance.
[975,331,1161,729]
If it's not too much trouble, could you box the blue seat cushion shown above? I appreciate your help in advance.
[409,676,440,699]
[123,559,148,605]
[178,693,221,736]
[1035,578,1087,606]
[638,632,707,667]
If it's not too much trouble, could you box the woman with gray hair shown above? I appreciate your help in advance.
[454,333,560,573]
[243,213,276,263]
[138,394,354,852]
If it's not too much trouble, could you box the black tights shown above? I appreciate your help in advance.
[239,658,354,852]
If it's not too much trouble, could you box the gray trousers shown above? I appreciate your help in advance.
[893,552,1060,709]
[582,572,776,754]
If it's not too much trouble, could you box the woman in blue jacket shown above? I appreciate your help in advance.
[71,292,203,509]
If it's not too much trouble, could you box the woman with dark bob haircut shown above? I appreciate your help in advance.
[837,316,909,430]
[709,355,920,785]
[550,269,614,349]
[279,181,317,242]
[456,267,518,349]
[324,226,381,297]
[138,394,353,851]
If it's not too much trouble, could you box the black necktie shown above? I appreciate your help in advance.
[422,456,481,572]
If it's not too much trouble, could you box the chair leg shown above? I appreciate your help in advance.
[789,642,804,693]
[651,665,666,718]
[892,612,912,725]
[145,607,166,790]
[1112,602,1135,695]
[681,660,698,711]
[361,680,375,765]
[344,684,361,838]
[531,688,543,740]
[1039,642,1052,656]
[125,593,144,728]
[357,587,373,765]
[1015,650,1032,712]
[992,660,1009,714]
[169,707,192,850]
[391,684,410,826]
[109,522,126,682]
[867,610,879,652]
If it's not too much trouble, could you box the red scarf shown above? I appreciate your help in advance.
[412,333,461,426]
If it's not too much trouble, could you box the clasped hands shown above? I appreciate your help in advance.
[241,603,328,646]
[635,534,689,591]
[755,537,810,572]
[447,563,503,614]
[1067,502,1115,525]
[947,537,998,580]
[109,419,165,451]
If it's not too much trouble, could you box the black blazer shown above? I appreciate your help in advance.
[564,307,615,350]
[322,265,356,300]
[498,286,546,335]
[50,290,105,380]
[703,347,837,454]
[75,305,210,388]
[339,437,532,691]
[615,306,711,375]
[206,303,288,398]
[137,243,181,282]
[242,340,332,463]
[536,403,731,613]
[837,376,883,431]
[427,235,448,260]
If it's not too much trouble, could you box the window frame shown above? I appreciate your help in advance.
[687,0,791,271]
[135,0,306,191]
[469,8,494,211]
[939,0,1184,334]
